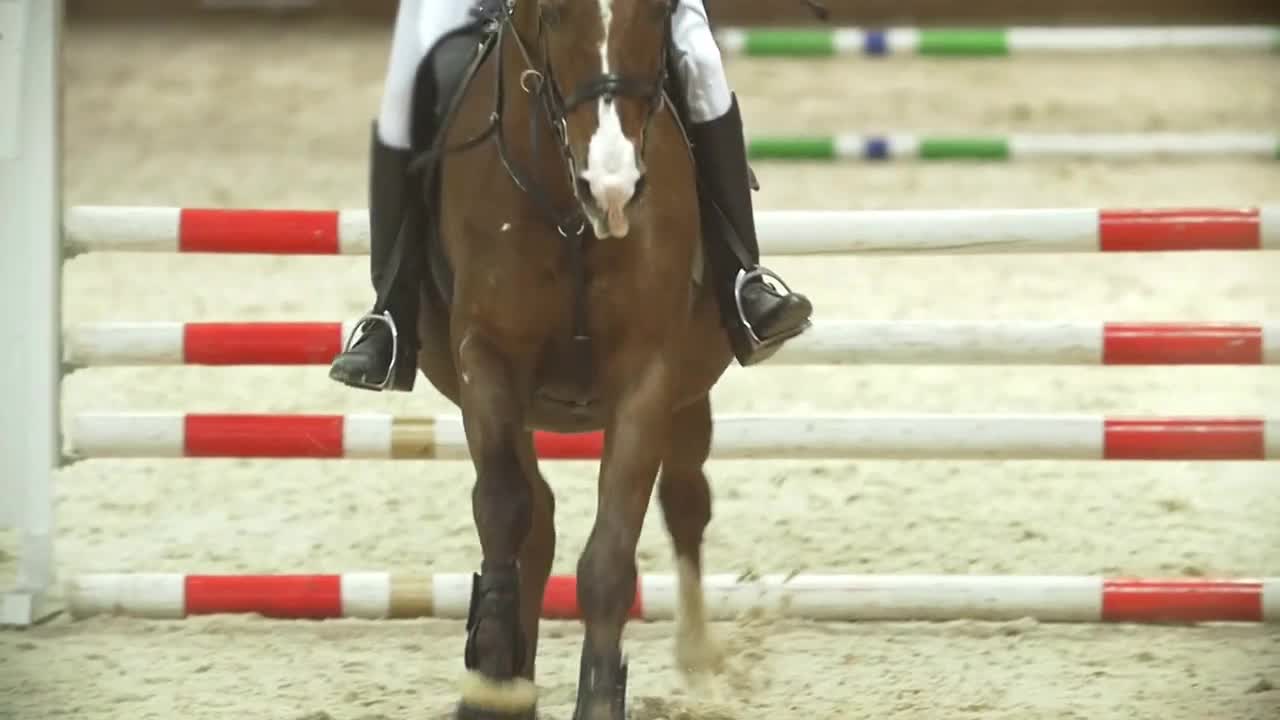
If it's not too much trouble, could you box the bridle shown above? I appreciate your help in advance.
[426,0,826,237]
[456,0,676,238]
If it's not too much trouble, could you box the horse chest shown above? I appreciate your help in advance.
[454,233,679,331]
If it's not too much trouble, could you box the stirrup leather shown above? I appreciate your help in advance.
[340,310,402,391]
[732,266,800,345]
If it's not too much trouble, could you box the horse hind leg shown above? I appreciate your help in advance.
[657,394,725,688]
[454,335,542,720]
[513,431,556,685]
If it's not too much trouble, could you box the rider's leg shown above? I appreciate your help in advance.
[329,0,475,391]
[671,0,813,366]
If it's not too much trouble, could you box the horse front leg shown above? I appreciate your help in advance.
[572,357,674,720]
[454,331,540,720]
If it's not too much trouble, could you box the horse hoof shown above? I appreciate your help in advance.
[455,671,538,720]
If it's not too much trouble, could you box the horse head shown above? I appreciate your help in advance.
[520,0,675,239]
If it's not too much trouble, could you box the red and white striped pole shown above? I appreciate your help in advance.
[64,320,1279,367]
[64,206,1280,256]
[68,412,1279,461]
[66,572,1280,624]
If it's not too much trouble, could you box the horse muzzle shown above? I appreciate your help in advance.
[575,178,639,239]
[575,158,647,240]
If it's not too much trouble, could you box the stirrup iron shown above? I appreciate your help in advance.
[340,310,401,391]
[733,266,799,345]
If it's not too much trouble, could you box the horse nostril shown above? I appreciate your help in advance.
[575,176,593,202]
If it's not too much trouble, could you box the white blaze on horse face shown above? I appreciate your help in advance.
[581,0,641,239]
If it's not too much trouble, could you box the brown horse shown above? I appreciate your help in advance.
[408,1,735,718]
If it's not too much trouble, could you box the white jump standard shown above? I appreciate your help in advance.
[1,0,60,627]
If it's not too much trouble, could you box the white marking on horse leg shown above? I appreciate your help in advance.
[674,556,724,685]
[458,672,538,714]
[582,0,640,239]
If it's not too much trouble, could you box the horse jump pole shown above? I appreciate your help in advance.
[745,132,1280,162]
[64,320,1279,368]
[66,572,1280,624]
[63,205,1280,256]
[68,412,1279,461]
[714,26,1280,58]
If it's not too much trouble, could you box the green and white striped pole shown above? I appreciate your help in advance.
[715,26,1280,58]
[746,133,1280,161]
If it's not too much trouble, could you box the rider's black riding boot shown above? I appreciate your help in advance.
[690,94,813,366]
[328,125,420,392]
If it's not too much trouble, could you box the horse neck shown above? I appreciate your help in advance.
[500,2,546,112]
[509,1,541,37]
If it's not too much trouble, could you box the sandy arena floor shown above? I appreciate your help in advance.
[3,14,1280,720]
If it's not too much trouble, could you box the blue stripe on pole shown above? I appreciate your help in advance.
[864,30,889,56]
[864,137,891,160]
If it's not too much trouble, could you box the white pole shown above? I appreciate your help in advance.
[0,0,62,627]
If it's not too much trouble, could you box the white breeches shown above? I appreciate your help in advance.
[667,0,734,124]
[376,0,476,148]
[376,0,733,149]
